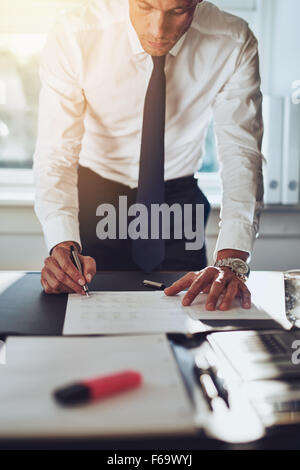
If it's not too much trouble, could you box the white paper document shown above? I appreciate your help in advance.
[63,272,287,336]
[1,335,195,438]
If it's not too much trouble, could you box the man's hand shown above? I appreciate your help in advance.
[41,241,96,295]
[164,250,251,311]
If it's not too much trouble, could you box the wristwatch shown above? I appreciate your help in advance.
[214,258,250,281]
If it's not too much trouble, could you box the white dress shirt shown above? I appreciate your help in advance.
[33,0,264,259]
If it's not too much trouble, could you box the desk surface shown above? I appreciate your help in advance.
[0,271,280,337]
[0,271,186,336]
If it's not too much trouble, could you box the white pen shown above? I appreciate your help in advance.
[70,245,90,297]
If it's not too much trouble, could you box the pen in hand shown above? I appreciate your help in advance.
[70,245,90,297]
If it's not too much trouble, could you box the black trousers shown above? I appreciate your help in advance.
[78,165,210,271]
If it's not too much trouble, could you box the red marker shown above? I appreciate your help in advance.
[53,370,143,406]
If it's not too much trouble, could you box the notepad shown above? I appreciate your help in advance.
[1,335,196,438]
[63,272,288,335]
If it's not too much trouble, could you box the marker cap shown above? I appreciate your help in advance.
[54,383,90,405]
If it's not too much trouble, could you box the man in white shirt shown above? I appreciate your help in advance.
[34,0,264,311]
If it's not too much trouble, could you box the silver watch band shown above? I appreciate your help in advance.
[214,258,250,281]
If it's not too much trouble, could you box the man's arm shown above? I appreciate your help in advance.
[34,18,85,253]
[33,19,96,294]
[165,26,263,311]
[212,26,264,260]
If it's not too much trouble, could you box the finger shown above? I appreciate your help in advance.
[43,265,85,295]
[201,284,211,294]
[164,272,197,296]
[41,269,51,294]
[52,247,86,287]
[80,255,96,283]
[182,270,215,306]
[44,257,84,294]
[43,280,76,295]
[239,282,251,309]
[219,280,239,311]
[41,277,51,294]
[41,269,74,295]
[206,275,229,310]
[42,268,65,294]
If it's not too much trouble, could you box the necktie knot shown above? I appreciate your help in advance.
[152,55,166,70]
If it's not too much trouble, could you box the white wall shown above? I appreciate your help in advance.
[213,0,300,98]
[263,0,300,97]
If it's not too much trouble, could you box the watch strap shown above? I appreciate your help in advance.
[214,258,250,281]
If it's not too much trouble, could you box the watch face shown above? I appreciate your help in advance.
[232,259,249,274]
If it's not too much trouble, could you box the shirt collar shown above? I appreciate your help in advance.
[126,14,188,58]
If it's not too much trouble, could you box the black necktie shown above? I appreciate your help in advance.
[131,55,166,273]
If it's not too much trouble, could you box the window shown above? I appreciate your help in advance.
[0,34,46,168]
[0,0,78,172]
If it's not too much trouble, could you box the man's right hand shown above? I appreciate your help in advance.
[41,241,96,295]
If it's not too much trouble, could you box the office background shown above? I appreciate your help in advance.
[0,0,300,271]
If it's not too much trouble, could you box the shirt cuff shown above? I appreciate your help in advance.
[41,215,82,254]
[213,220,257,262]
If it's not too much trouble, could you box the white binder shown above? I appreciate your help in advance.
[262,96,284,204]
[282,97,300,205]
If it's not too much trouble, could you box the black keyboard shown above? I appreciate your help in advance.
[271,400,300,413]
[245,333,289,356]
[259,334,289,355]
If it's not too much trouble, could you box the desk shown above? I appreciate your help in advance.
[0,271,280,336]
[0,270,298,450]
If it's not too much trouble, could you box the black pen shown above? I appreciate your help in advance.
[70,245,90,297]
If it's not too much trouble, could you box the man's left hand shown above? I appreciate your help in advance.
[164,266,251,311]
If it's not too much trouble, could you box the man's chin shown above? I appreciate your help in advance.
[141,40,174,56]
